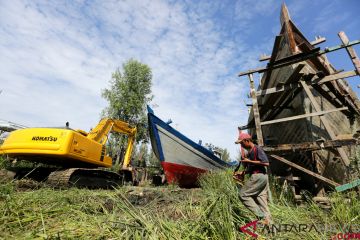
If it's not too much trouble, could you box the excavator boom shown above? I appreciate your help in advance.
[86,118,136,168]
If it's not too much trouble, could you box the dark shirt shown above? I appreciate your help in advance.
[245,145,269,174]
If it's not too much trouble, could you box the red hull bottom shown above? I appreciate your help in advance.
[161,162,207,188]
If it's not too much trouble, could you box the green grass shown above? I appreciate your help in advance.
[0,170,359,239]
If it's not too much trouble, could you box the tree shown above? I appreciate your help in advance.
[132,143,149,167]
[204,143,231,162]
[102,59,153,165]
[220,148,231,162]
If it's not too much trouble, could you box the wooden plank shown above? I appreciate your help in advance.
[254,64,305,123]
[264,88,304,123]
[280,4,296,52]
[301,80,339,140]
[338,31,360,75]
[269,36,283,65]
[320,75,360,116]
[311,84,345,111]
[270,154,340,187]
[280,3,291,27]
[238,124,253,130]
[259,54,271,62]
[238,39,360,77]
[249,74,264,146]
[335,178,360,192]
[300,80,350,166]
[315,70,357,84]
[256,64,305,96]
[262,35,283,88]
[310,37,326,46]
[256,82,300,96]
[260,107,348,126]
[285,64,306,84]
[246,104,293,109]
[263,138,360,153]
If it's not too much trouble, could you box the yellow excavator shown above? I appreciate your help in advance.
[0,118,137,188]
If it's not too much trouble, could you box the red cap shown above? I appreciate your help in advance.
[235,131,251,144]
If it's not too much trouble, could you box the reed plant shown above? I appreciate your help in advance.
[0,170,359,239]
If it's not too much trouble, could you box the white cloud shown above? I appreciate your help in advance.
[0,0,279,159]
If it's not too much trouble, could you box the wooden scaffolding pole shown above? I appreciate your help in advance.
[338,31,360,74]
[270,154,340,187]
[263,137,360,153]
[255,70,357,97]
[260,107,347,126]
[239,39,360,77]
[248,73,264,146]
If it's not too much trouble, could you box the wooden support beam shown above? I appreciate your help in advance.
[238,124,253,130]
[256,64,305,123]
[259,37,326,62]
[249,74,264,146]
[256,83,300,96]
[262,81,304,122]
[262,35,284,88]
[300,81,350,166]
[259,54,271,62]
[240,48,320,76]
[246,104,293,109]
[260,107,348,126]
[281,4,296,53]
[338,31,360,75]
[239,39,360,77]
[300,81,343,137]
[255,70,358,97]
[311,84,345,113]
[270,154,340,187]
[263,137,360,153]
[315,70,357,84]
[335,178,360,192]
[269,36,283,66]
[310,36,326,46]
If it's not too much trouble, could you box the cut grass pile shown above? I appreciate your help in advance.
[1,170,359,239]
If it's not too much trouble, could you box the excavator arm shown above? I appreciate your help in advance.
[87,118,137,168]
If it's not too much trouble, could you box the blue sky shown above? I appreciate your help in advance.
[1,0,360,159]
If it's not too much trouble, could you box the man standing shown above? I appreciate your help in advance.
[234,131,271,224]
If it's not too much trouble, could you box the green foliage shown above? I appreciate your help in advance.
[204,143,231,162]
[132,143,149,167]
[0,155,7,169]
[102,59,153,161]
[148,150,160,168]
[220,148,231,162]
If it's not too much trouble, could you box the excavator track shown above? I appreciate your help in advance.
[47,168,78,187]
[47,168,124,189]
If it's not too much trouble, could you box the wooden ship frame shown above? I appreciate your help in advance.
[238,4,360,201]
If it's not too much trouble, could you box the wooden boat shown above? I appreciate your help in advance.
[244,4,360,195]
[147,107,237,188]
